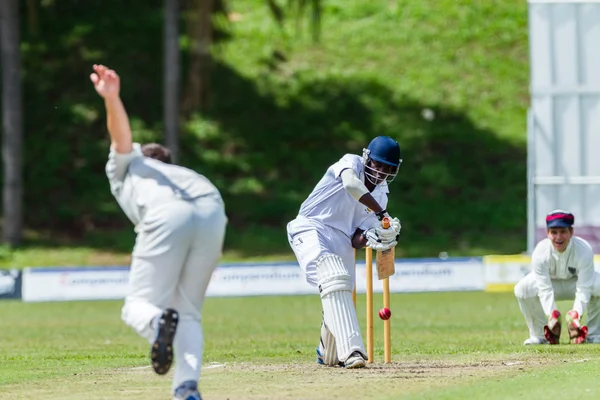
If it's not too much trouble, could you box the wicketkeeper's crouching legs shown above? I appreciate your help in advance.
[515,271,600,345]
[584,296,600,343]
[316,254,367,368]
[514,274,548,343]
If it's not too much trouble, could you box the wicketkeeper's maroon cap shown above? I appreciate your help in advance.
[546,210,575,228]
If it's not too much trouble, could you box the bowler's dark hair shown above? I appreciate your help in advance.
[141,143,172,164]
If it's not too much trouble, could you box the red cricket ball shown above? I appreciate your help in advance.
[379,307,391,320]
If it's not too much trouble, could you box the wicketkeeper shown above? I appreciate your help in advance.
[287,136,402,368]
[514,210,600,345]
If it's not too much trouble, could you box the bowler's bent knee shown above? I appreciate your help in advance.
[121,299,162,343]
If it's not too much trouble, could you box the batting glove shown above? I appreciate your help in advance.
[566,310,588,344]
[389,217,401,240]
[376,225,398,242]
[363,228,397,252]
[374,216,402,243]
[543,310,561,345]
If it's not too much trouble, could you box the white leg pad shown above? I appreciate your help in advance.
[319,321,339,366]
[317,254,366,361]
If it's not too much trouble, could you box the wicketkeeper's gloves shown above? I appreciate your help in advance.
[566,310,588,344]
[544,309,561,345]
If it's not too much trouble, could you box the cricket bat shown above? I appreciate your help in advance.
[376,217,396,280]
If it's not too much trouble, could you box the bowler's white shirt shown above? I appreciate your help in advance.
[298,154,389,237]
[105,143,221,227]
[531,236,595,316]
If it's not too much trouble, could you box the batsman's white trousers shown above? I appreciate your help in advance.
[287,216,367,362]
[121,195,227,391]
[286,216,355,287]
[514,272,600,341]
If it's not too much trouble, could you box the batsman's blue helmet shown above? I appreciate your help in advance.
[366,136,402,167]
[362,136,402,185]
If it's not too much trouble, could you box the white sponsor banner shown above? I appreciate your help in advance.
[360,257,485,293]
[21,257,485,302]
[206,258,484,297]
[22,267,130,302]
[206,263,317,297]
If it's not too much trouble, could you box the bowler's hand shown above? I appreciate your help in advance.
[90,64,121,100]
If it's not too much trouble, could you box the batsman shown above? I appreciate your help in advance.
[515,210,600,345]
[286,136,402,368]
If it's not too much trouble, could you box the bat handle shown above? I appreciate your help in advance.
[381,216,390,229]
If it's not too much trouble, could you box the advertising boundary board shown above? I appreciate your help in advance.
[21,257,483,302]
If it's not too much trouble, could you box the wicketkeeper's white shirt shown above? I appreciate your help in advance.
[297,154,389,237]
[531,236,595,316]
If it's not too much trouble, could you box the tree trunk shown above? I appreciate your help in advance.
[164,0,180,163]
[26,0,39,37]
[182,0,214,116]
[0,0,23,246]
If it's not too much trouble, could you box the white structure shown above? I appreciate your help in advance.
[528,0,600,252]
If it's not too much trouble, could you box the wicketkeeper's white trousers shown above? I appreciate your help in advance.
[514,272,600,341]
[121,195,227,391]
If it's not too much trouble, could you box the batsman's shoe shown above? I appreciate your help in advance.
[344,351,366,369]
[315,347,343,367]
[523,337,549,345]
[316,347,325,365]
[151,308,179,375]
[173,380,202,400]
[566,310,588,344]
[543,309,562,345]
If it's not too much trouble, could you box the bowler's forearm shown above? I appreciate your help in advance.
[105,96,133,153]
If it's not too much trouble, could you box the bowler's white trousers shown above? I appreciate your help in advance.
[121,195,227,390]
[514,272,600,342]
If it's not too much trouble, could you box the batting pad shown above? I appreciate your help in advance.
[317,254,366,361]
[320,321,339,366]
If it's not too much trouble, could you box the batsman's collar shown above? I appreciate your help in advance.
[546,210,574,228]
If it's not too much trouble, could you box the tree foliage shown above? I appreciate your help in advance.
[0,0,528,257]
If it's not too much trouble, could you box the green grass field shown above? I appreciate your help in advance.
[2,292,600,399]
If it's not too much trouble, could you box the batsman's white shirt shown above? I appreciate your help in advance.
[287,154,389,286]
[531,236,595,316]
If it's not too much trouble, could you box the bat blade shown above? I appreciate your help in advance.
[376,216,395,280]
[376,247,395,280]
